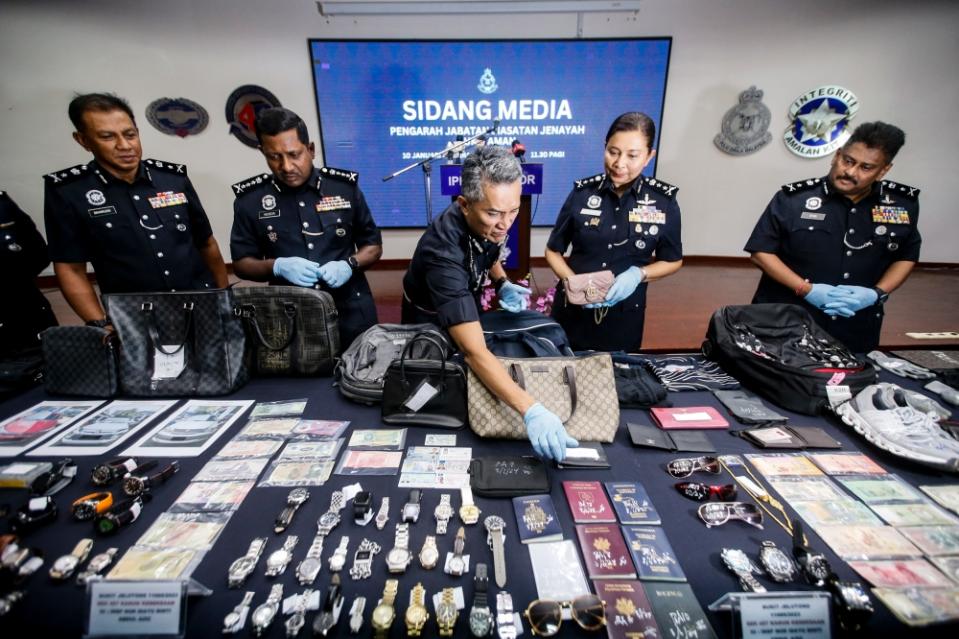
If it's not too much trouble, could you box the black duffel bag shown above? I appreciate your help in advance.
[382,331,467,429]
[233,286,339,376]
[480,309,574,358]
[702,303,876,415]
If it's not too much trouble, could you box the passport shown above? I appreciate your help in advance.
[604,481,661,525]
[594,580,660,639]
[512,494,563,543]
[563,480,616,523]
[644,582,717,639]
[622,526,686,581]
[575,523,636,579]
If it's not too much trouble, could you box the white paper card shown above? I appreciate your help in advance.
[740,593,831,639]
[404,381,439,412]
[674,411,712,422]
[86,580,185,636]
[152,347,185,380]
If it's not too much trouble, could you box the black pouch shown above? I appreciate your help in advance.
[469,456,549,498]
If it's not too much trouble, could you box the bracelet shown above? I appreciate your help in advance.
[493,276,508,292]
[794,280,811,297]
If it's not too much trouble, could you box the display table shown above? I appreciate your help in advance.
[0,363,957,638]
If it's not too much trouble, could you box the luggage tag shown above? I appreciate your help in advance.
[152,346,186,380]
[403,379,439,412]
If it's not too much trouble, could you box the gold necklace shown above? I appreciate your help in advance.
[720,457,808,546]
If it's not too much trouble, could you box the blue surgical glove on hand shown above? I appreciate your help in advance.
[827,285,879,313]
[273,256,320,287]
[318,260,353,288]
[523,402,579,461]
[498,281,531,313]
[803,283,835,310]
[603,266,645,306]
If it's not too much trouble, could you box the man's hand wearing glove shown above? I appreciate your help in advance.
[523,402,579,461]
[273,256,321,287]
[318,260,353,288]
[587,266,644,308]
[822,285,878,317]
[498,281,531,313]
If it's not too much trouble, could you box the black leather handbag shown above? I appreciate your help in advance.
[103,290,248,397]
[232,285,339,376]
[40,326,118,397]
[381,332,467,429]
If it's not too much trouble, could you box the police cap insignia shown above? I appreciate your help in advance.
[645,177,678,198]
[574,173,604,190]
[232,173,272,197]
[882,180,920,200]
[225,85,282,149]
[145,159,187,175]
[43,163,88,185]
[781,178,821,194]
[319,166,359,183]
[146,97,210,138]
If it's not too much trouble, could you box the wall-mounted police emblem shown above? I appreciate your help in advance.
[586,195,602,209]
[784,85,859,158]
[714,86,772,155]
[262,195,276,210]
[805,197,822,210]
[225,85,282,148]
[86,189,105,206]
[146,97,209,138]
[477,68,498,95]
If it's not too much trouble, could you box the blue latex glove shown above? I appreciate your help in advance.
[498,281,531,313]
[273,256,320,287]
[603,266,645,307]
[823,285,878,317]
[803,283,835,310]
[523,402,579,461]
[318,260,353,288]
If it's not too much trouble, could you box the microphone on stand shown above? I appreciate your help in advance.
[511,139,526,163]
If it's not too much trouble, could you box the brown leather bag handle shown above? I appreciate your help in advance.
[508,362,579,423]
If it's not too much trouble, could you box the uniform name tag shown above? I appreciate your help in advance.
[871,206,910,224]
[88,206,117,217]
[628,205,666,224]
[315,195,351,212]
[800,212,826,220]
[578,208,601,217]
[148,191,188,208]
[258,210,280,219]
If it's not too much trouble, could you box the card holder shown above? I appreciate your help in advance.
[736,425,841,449]
[626,422,716,453]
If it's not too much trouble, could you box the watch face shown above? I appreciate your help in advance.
[298,557,321,578]
[73,502,96,521]
[435,503,453,519]
[52,555,78,574]
[91,465,113,485]
[229,556,254,575]
[469,608,493,635]
[460,505,480,523]
[722,548,751,573]
[372,603,395,627]
[760,544,796,580]
[252,604,276,627]
[87,554,110,571]
[449,556,465,573]
[406,606,428,626]
[267,549,290,569]
[420,547,439,566]
[437,601,457,622]
[96,516,118,535]
[123,476,145,496]
[484,515,505,531]
[318,512,340,529]
[223,611,241,628]
[289,488,310,504]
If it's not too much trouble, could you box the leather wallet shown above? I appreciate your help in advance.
[627,422,716,453]
[469,456,550,498]
[555,442,610,469]
[737,425,841,449]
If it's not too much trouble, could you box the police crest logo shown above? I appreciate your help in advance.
[145,97,209,138]
[225,85,282,148]
[261,195,276,210]
[805,197,822,210]
[477,68,498,94]
[784,85,859,158]
[85,189,105,206]
[587,195,602,209]
[714,86,772,155]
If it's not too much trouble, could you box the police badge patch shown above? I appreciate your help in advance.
[261,195,276,210]
[225,85,282,148]
[784,85,859,158]
[714,86,772,155]
[86,189,105,206]
[146,97,209,138]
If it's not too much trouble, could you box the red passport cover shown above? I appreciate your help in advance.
[575,523,636,579]
[563,480,617,523]
[650,406,729,430]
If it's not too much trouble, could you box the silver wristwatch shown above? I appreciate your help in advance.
[76,547,118,585]
[316,490,346,536]
[721,548,766,593]
[349,538,381,580]
[484,516,507,587]
[447,526,468,576]
[496,591,516,639]
[348,596,367,634]
[50,538,94,581]
[434,493,454,534]
[251,583,284,636]
[223,590,255,634]
[265,535,298,577]
[274,487,310,534]
[284,588,315,638]
[295,533,326,586]
[758,540,797,583]
[419,535,439,570]
[375,497,390,530]
[228,537,267,588]
[386,523,412,574]
[329,536,350,573]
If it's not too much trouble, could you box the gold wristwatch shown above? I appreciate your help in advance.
[404,582,430,636]
[371,578,398,638]
[436,587,459,636]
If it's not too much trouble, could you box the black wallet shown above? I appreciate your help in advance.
[469,456,550,498]
[627,422,716,453]
[736,425,842,450]
[556,442,610,469]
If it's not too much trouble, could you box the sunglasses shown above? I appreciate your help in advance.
[698,502,764,529]
[675,482,737,502]
[666,456,721,479]
[524,595,606,636]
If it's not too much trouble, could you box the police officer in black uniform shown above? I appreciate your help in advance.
[230,107,382,349]
[546,112,683,352]
[745,121,920,352]
[43,93,229,326]
[403,146,575,462]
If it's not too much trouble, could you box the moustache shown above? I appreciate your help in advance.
[838,175,857,185]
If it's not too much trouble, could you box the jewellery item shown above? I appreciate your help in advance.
[523,594,606,636]
[721,457,801,540]
[12,495,58,533]
[459,486,482,525]
[405,582,430,636]
[826,574,874,631]
[17,554,44,580]
[434,493,454,534]
[721,548,766,593]
[122,461,179,497]
[274,488,310,534]
[353,490,373,525]
[316,490,346,536]
[371,578,398,639]
[251,583,283,637]
[349,538,381,580]
[312,573,345,636]
[284,587,314,638]
[496,592,517,639]
[49,538,94,581]
[436,587,459,636]
[469,562,494,637]
[758,540,797,583]
[329,536,350,573]
[419,535,439,570]
[792,520,832,586]
[386,522,412,574]
[402,488,423,523]
[374,496,390,530]
[295,532,325,585]
[229,537,268,588]
[264,535,298,577]
[30,458,77,496]
[447,526,467,576]
[72,491,114,521]
[522,501,551,534]
[76,547,118,585]
[674,482,737,502]
[484,515,507,587]
[222,590,255,634]
[698,502,764,529]
[91,457,142,486]
[666,456,721,478]
[0,591,24,617]
[348,596,367,634]
[94,497,144,535]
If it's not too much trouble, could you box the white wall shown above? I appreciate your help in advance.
[1,0,956,269]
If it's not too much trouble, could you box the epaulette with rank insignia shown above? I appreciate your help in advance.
[231,173,272,197]
[644,176,679,198]
[881,180,920,200]
[574,173,604,190]
[319,166,358,183]
[144,159,187,175]
[781,177,822,195]
[43,163,89,186]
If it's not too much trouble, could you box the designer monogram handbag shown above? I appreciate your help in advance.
[467,352,620,442]
[40,326,119,397]
[382,332,467,429]
[564,270,615,305]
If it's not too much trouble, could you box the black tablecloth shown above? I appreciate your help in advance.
[1,365,957,638]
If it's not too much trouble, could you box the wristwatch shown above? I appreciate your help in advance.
[871,285,889,305]
[0,591,24,617]
[469,562,495,637]
[434,493,454,534]
[353,490,373,525]
[436,587,459,637]
[295,532,326,585]
[447,526,467,576]
[16,554,43,580]
[405,582,430,636]
[349,538,381,580]
[264,535,298,577]
[721,548,766,592]
[347,255,360,270]
[94,496,143,535]
[402,489,423,523]
[313,573,345,636]
[484,515,507,587]
[348,596,367,634]
[11,495,58,533]
[85,318,111,328]
[386,522,412,573]
[274,487,310,534]
[76,546,118,585]
[374,496,390,530]
[72,491,113,521]
[329,536,350,573]
[793,521,832,587]
[371,578,398,639]
[49,538,94,580]
[496,592,517,639]
[222,591,255,634]
[827,574,874,631]
[30,458,77,496]
[251,583,283,637]
[317,490,346,536]
[419,535,439,569]
[284,587,314,638]
[459,486,481,525]
[122,461,179,497]
[228,537,267,588]
[91,457,142,486]
[758,540,797,583]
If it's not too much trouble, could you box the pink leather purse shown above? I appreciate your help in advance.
[564,270,615,305]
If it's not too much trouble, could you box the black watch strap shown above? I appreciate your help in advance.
[872,286,889,305]
[85,318,111,328]
[95,497,143,535]
[347,255,360,270]
[409,489,422,505]
[473,562,489,608]
[150,461,179,485]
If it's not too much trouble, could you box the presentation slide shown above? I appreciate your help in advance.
[309,39,672,228]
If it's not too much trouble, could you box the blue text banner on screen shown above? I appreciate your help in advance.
[309,39,672,228]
